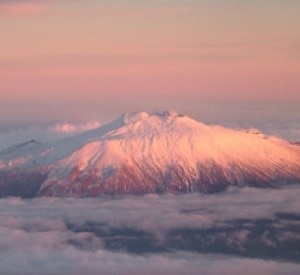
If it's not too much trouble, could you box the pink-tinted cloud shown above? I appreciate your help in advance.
[91,6,192,18]
[0,2,46,17]
[50,121,101,133]
[0,1,191,18]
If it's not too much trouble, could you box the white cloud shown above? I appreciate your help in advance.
[1,249,299,275]
[0,121,101,151]
[50,121,101,133]
[0,186,300,274]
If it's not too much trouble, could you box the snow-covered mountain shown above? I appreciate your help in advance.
[0,111,300,197]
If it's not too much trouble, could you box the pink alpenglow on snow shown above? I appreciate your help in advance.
[0,111,299,197]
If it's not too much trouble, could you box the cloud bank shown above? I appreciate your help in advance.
[0,121,101,151]
[0,185,300,274]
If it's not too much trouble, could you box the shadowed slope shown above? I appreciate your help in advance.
[1,111,300,197]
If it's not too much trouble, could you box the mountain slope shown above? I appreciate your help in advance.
[1,111,300,197]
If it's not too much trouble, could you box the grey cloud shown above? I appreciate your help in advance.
[188,102,300,142]
[1,250,299,275]
[0,186,300,274]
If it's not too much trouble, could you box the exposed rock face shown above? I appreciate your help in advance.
[1,111,300,197]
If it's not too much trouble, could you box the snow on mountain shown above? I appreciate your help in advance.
[0,111,300,197]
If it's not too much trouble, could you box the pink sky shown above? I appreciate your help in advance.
[0,0,300,125]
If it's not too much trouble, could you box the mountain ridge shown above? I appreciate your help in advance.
[0,111,300,197]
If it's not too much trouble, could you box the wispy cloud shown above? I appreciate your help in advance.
[0,1,46,17]
[0,0,192,18]
[49,121,101,133]
[93,6,192,18]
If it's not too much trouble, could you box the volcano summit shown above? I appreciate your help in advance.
[0,111,300,197]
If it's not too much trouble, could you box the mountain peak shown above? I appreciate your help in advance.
[121,110,185,124]
[1,111,300,197]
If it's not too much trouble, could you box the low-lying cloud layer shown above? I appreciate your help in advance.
[0,185,299,274]
[0,121,101,151]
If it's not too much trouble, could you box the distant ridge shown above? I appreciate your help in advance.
[0,140,42,155]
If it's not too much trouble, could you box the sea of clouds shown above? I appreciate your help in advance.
[0,185,300,274]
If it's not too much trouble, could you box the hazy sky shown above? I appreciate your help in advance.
[0,0,299,131]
